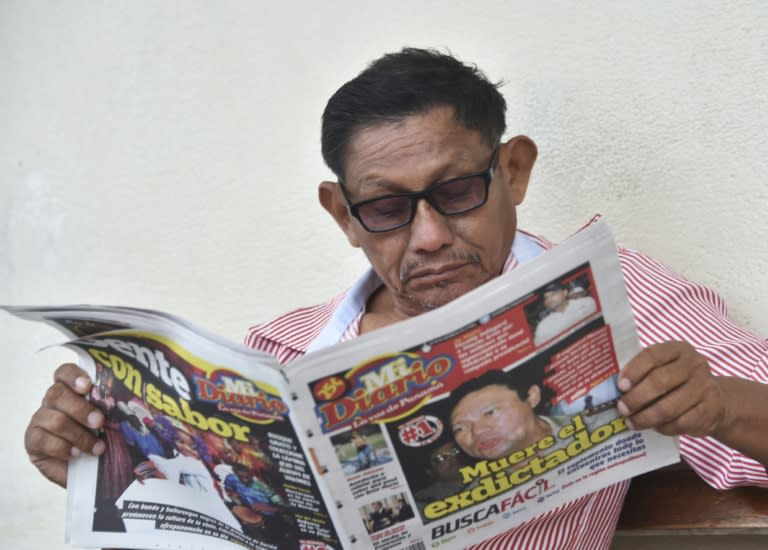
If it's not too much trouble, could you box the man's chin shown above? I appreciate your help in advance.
[405,284,477,314]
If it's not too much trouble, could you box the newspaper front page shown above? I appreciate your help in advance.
[286,221,680,550]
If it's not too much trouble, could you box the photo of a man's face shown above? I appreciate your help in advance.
[449,383,543,460]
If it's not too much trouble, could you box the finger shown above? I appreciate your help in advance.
[618,358,690,416]
[25,420,78,462]
[618,343,686,392]
[53,362,93,395]
[43,379,104,431]
[642,397,719,438]
[32,458,70,488]
[626,368,722,435]
[25,407,105,457]
[23,443,71,488]
[624,391,690,431]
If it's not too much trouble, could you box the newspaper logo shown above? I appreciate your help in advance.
[313,352,454,433]
[194,370,289,423]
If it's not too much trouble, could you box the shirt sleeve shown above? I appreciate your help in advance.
[242,293,348,365]
[619,247,768,489]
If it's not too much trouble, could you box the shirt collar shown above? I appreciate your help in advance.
[305,231,548,353]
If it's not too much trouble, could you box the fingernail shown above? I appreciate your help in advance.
[87,411,103,428]
[617,378,631,392]
[617,400,630,416]
[92,441,106,455]
[625,417,635,430]
[70,447,81,457]
[74,376,91,391]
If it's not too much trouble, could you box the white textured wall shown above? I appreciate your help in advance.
[1,2,766,548]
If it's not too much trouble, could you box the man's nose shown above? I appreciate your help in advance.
[408,199,455,253]
[471,418,493,438]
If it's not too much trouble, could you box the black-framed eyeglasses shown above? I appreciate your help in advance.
[338,144,500,233]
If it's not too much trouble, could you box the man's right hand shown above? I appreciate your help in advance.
[24,363,106,487]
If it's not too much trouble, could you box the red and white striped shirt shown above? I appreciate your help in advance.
[245,221,768,549]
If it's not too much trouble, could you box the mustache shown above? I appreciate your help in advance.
[400,251,481,283]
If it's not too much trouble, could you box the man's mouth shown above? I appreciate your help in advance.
[403,262,467,286]
[476,437,501,453]
[402,261,473,287]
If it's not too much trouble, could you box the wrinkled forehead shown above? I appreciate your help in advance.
[342,107,487,190]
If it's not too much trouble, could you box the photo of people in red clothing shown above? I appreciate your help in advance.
[87,358,301,547]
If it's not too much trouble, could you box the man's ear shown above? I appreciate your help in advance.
[318,181,361,248]
[496,135,538,206]
[525,384,542,409]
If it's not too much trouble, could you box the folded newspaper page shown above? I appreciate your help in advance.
[5,221,680,550]
[6,305,344,550]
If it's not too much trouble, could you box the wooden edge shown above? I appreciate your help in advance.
[616,463,768,534]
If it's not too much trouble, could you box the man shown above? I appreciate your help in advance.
[24,48,768,548]
[225,463,285,513]
[118,412,165,461]
[391,496,414,523]
[223,463,292,541]
[448,369,616,462]
[349,429,377,471]
[413,440,468,515]
[533,281,597,345]
[365,500,393,533]
[449,370,560,461]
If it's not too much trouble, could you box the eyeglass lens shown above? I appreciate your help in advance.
[356,175,489,231]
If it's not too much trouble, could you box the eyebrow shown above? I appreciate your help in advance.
[453,398,509,421]
[351,153,484,197]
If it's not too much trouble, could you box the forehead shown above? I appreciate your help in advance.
[453,384,521,415]
[544,288,567,297]
[343,106,487,191]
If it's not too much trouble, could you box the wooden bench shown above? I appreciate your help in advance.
[616,462,768,535]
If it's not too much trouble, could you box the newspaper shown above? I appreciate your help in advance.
[4,221,679,550]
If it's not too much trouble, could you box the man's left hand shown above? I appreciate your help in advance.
[616,341,725,437]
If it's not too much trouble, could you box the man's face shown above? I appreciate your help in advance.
[450,384,542,460]
[236,468,254,485]
[175,431,200,458]
[322,106,533,320]
[428,442,463,481]
[543,288,569,312]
